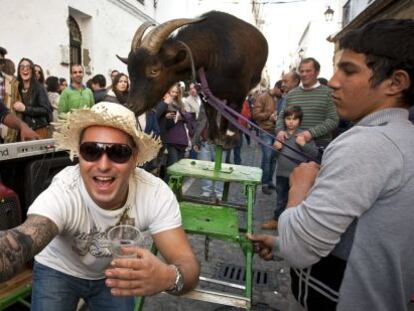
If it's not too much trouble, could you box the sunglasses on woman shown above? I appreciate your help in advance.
[79,142,134,164]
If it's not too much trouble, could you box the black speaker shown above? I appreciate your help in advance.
[0,181,22,230]
[24,155,74,208]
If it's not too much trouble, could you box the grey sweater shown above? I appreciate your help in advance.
[277,108,414,310]
[275,128,319,177]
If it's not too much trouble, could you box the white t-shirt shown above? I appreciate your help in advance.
[28,165,181,280]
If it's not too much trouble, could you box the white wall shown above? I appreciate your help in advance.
[299,20,337,80]
[288,0,342,81]
[0,0,68,79]
[0,0,154,83]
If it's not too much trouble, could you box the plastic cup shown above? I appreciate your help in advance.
[107,225,141,258]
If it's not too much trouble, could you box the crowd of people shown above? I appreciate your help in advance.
[0,18,414,311]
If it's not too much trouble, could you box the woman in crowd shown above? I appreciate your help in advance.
[104,72,129,105]
[156,83,194,168]
[34,64,45,86]
[13,58,52,139]
[58,78,67,94]
[45,76,60,123]
[103,72,159,137]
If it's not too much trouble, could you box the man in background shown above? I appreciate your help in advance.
[276,58,338,151]
[91,74,107,104]
[58,64,94,118]
[252,83,278,195]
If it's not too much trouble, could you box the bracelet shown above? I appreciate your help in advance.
[165,264,184,294]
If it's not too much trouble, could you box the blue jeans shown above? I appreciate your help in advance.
[31,262,134,311]
[166,144,186,167]
[274,176,289,220]
[225,135,243,165]
[198,142,228,196]
[260,132,277,185]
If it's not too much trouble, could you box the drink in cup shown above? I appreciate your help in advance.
[107,225,141,258]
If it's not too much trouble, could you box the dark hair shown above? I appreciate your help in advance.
[0,46,7,56]
[92,74,106,88]
[17,58,41,99]
[34,64,45,84]
[111,70,120,81]
[340,19,414,106]
[274,80,283,89]
[86,78,93,90]
[46,76,60,93]
[112,73,129,104]
[3,58,15,76]
[318,77,328,85]
[300,57,320,72]
[59,77,67,84]
[284,105,303,125]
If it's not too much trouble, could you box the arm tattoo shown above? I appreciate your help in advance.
[0,215,58,282]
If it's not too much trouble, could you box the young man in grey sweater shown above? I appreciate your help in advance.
[249,19,414,311]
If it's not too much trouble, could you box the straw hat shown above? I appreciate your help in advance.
[53,102,162,166]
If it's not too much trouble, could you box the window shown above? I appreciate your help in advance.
[68,16,82,66]
[342,1,351,27]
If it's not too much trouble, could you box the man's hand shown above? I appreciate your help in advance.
[163,93,173,104]
[295,135,306,147]
[2,112,39,141]
[193,145,200,153]
[276,130,288,143]
[273,140,282,150]
[105,247,176,297]
[20,122,39,141]
[247,233,276,261]
[287,162,320,208]
[296,130,312,142]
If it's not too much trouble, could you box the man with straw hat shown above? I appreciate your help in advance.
[0,101,200,310]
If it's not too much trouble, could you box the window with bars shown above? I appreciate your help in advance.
[68,16,82,66]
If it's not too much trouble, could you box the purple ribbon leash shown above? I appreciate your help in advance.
[196,67,321,165]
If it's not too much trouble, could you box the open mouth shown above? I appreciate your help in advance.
[93,176,115,189]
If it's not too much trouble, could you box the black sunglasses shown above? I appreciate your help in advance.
[79,142,134,164]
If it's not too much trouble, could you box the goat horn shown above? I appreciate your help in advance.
[131,21,155,52]
[116,55,128,64]
[141,17,204,55]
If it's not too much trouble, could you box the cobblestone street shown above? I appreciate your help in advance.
[141,139,292,311]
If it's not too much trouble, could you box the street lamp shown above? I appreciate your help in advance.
[324,6,334,22]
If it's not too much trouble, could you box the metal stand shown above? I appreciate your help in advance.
[135,146,262,310]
